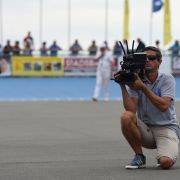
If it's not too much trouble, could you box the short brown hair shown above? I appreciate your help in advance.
[144,46,162,60]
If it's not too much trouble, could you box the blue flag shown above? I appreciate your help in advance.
[152,0,163,12]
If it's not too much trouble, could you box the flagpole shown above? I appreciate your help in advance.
[149,1,153,45]
[105,0,108,42]
[39,0,43,47]
[150,0,163,46]
[0,0,3,45]
[67,0,71,49]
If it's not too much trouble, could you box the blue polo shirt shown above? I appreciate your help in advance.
[128,73,180,138]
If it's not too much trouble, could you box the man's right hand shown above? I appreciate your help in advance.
[127,74,145,91]
[114,70,124,85]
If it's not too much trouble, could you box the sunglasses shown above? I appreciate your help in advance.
[147,55,157,61]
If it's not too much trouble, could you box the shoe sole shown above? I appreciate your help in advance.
[125,165,146,169]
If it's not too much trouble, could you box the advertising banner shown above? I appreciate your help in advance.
[12,56,64,76]
[64,57,98,76]
[64,56,119,76]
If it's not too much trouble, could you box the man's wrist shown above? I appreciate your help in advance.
[141,83,148,92]
[120,83,126,88]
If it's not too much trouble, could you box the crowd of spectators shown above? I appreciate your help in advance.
[1,31,179,62]
[0,32,146,59]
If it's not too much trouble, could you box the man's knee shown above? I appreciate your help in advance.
[120,111,136,128]
[159,156,174,169]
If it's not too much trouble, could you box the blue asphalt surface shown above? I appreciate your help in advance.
[0,77,120,101]
[1,77,180,101]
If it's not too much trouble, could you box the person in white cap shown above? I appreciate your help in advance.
[92,44,113,101]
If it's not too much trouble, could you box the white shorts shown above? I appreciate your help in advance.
[137,119,179,162]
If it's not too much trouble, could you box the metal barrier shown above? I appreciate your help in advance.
[1,51,179,77]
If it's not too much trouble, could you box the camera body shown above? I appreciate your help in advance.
[114,52,147,83]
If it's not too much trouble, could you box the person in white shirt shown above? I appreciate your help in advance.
[92,44,113,101]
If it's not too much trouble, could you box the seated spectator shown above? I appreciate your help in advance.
[137,38,146,52]
[3,40,13,62]
[88,40,98,56]
[12,41,21,56]
[40,41,48,56]
[23,31,34,56]
[69,39,82,55]
[113,41,122,57]
[49,41,62,56]
[168,40,180,57]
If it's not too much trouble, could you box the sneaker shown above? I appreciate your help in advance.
[156,159,160,167]
[125,154,146,169]
[92,98,98,102]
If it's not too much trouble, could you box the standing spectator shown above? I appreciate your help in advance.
[113,41,122,71]
[92,44,113,101]
[23,31,34,56]
[0,44,3,57]
[69,39,82,55]
[155,40,160,49]
[3,40,13,62]
[168,40,180,57]
[1,41,12,76]
[168,40,180,70]
[40,41,48,56]
[104,40,110,51]
[12,41,21,56]
[113,41,122,57]
[88,40,98,56]
[137,38,146,52]
[49,41,62,56]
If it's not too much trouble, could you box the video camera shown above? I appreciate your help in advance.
[113,40,147,84]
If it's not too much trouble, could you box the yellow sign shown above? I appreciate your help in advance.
[12,56,64,76]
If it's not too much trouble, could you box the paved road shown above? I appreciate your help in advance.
[0,101,179,180]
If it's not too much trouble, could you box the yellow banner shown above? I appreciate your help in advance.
[123,0,129,40]
[12,56,64,76]
[163,0,172,46]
